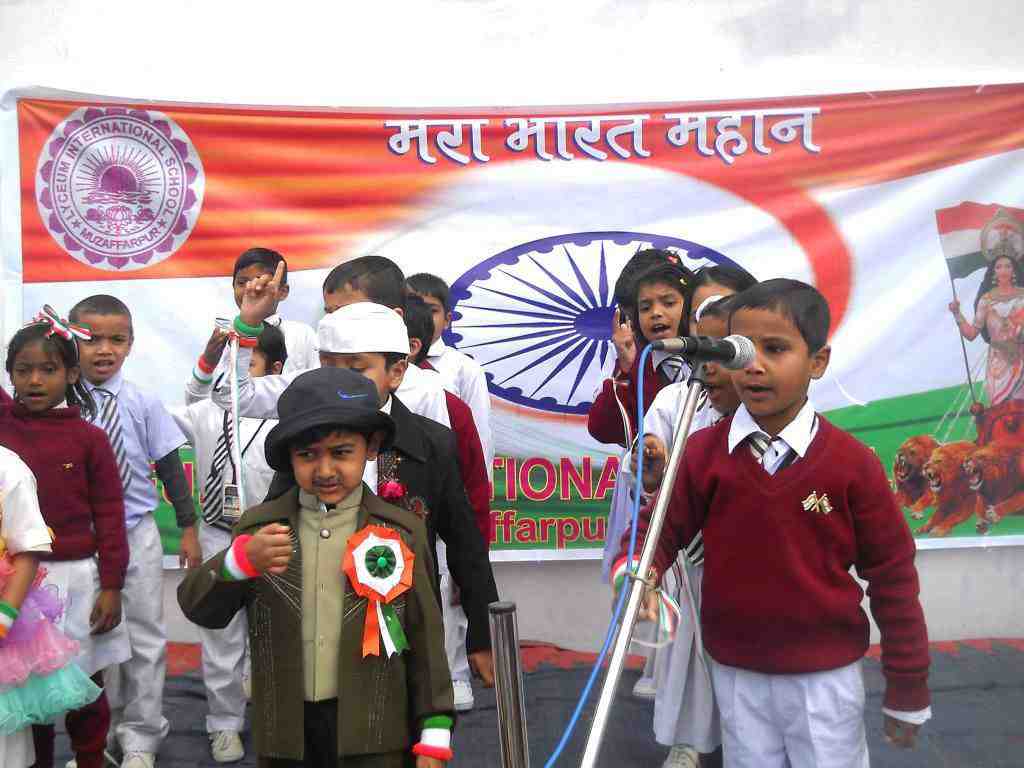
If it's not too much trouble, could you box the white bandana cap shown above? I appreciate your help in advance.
[318,302,410,355]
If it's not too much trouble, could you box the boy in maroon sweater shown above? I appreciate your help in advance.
[616,279,930,768]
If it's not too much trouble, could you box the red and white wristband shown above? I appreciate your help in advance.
[0,600,19,640]
[192,354,217,384]
[412,715,454,761]
[221,535,261,581]
[611,555,642,592]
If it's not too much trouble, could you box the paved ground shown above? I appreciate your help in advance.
[54,640,1024,767]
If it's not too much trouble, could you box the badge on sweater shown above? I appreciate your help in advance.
[802,491,833,515]
[342,525,414,658]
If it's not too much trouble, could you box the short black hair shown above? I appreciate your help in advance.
[613,248,678,311]
[727,278,831,352]
[407,273,450,313]
[234,247,288,285]
[256,323,288,368]
[382,351,407,368]
[68,295,133,333]
[630,260,696,341]
[322,256,406,310]
[686,263,758,324]
[288,424,375,452]
[403,294,434,366]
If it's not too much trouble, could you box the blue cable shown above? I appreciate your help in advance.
[542,343,654,768]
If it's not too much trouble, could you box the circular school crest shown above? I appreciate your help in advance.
[446,231,732,415]
[35,106,205,271]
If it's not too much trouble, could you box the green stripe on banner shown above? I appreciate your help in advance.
[946,250,988,280]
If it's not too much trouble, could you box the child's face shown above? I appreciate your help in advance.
[249,350,282,378]
[730,307,830,435]
[10,340,77,412]
[323,285,369,315]
[234,264,288,311]
[412,291,449,344]
[289,429,382,505]
[75,312,133,385]
[318,351,407,404]
[637,281,685,342]
[695,315,740,415]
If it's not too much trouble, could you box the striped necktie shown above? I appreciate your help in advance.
[202,413,233,525]
[748,432,795,475]
[659,354,686,384]
[95,388,132,491]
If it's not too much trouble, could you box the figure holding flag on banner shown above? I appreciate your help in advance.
[177,367,455,768]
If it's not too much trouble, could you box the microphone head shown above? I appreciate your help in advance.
[723,335,755,370]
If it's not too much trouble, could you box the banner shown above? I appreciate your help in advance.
[4,84,1024,561]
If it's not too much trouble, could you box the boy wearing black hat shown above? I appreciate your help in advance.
[178,367,455,768]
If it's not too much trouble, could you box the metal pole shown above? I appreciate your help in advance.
[490,601,530,768]
[579,375,706,768]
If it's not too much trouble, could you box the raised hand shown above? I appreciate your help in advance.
[239,261,286,327]
[612,307,636,374]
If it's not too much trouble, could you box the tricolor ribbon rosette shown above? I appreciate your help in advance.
[342,525,414,658]
[32,305,91,343]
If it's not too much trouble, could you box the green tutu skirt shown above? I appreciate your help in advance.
[0,664,101,736]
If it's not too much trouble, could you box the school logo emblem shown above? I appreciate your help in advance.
[35,106,205,271]
[446,231,731,415]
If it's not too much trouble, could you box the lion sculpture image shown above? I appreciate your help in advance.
[962,441,1024,533]
[919,440,977,537]
[892,435,940,518]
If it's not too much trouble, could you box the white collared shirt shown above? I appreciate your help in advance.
[727,399,819,476]
[0,446,52,554]
[361,396,394,490]
[212,347,450,429]
[426,338,493,471]
[83,371,187,529]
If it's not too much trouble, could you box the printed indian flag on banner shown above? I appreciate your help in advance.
[936,202,1024,280]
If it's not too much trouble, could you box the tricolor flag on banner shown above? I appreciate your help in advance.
[936,202,1024,280]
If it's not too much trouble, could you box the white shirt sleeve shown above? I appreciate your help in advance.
[454,355,494,471]
[882,706,932,725]
[282,320,320,374]
[143,393,188,461]
[169,404,199,447]
[0,450,52,555]
[398,366,451,428]
[642,384,685,447]
[210,345,306,420]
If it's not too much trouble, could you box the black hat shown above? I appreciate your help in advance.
[264,368,396,472]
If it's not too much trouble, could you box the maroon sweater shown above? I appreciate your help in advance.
[623,415,930,712]
[0,403,128,590]
[587,354,665,447]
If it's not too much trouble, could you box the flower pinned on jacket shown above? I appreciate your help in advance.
[379,479,407,501]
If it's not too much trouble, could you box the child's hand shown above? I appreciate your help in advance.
[469,649,495,688]
[415,757,444,768]
[239,261,286,327]
[201,327,230,368]
[612,308,636,374]
[179,525,202,569]
[245,524,293,575]
[612,567,660,622]
[90,589,122,635]
[640,435,667,493]
[883,715,920,749]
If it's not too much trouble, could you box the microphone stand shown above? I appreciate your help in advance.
[579,367,707,768]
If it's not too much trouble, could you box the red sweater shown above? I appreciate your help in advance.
[623,416,930,712]
[587,355,664,447]
[0,403,129,590]
[443,390,491,542]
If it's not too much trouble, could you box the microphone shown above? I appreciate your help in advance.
[649,335,755,370]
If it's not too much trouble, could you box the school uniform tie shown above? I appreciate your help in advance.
[95,388,132,491]
[659,354,687,384]
[747,431,795,476]
[202,413,233,524]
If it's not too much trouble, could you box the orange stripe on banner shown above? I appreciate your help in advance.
[17,85,1024,285]
[936,202,1024,234]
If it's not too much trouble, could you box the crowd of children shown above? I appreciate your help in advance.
[0,242,931,768]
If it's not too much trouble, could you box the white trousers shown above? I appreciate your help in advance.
[105,514,170,753]
[653,559,719,752]
[197,524,248,733]
[0,731,33,768]
[436,540,470,683]
[710,658,869,768]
